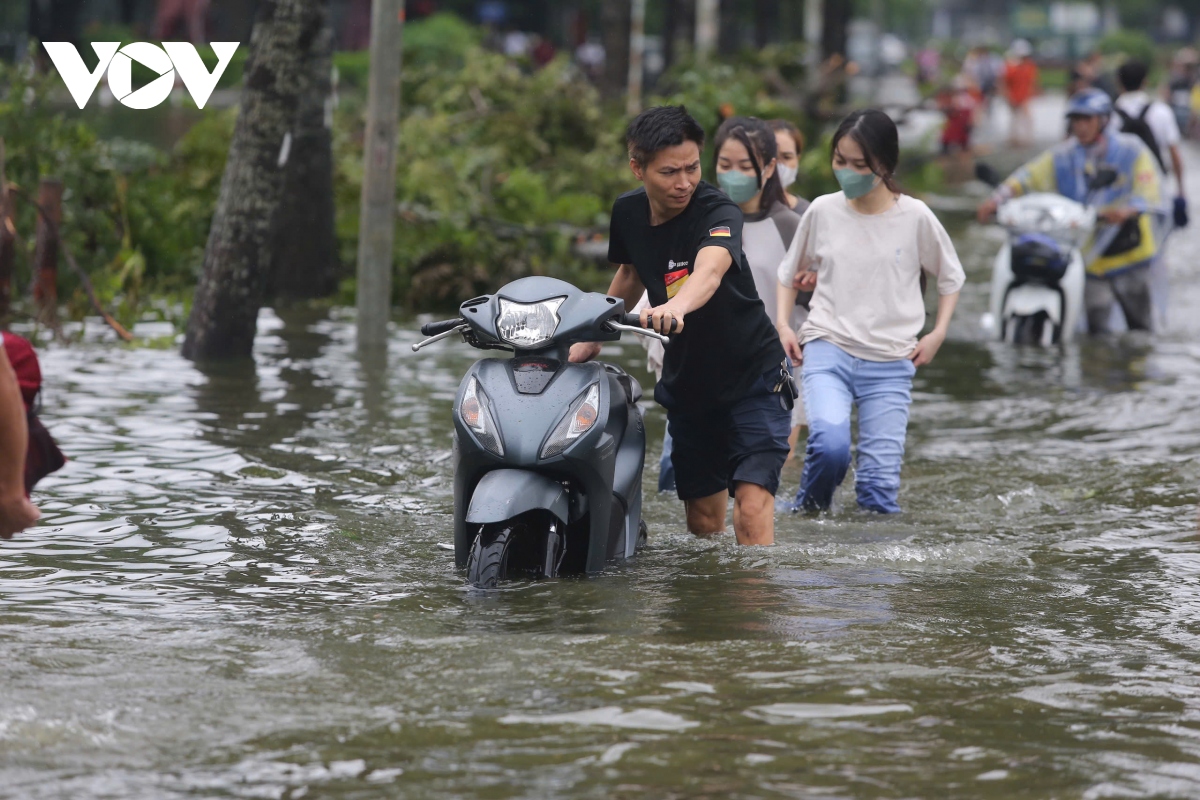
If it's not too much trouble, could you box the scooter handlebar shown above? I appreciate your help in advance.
[421,318,466,336]
[621,313,678,334]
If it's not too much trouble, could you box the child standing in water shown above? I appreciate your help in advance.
[776,110,965,513]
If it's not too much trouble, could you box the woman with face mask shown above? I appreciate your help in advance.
[775,110,965,514]
[713,116,808,445]
[768,119,811,215]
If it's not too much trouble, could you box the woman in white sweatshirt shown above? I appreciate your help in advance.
[776,110,965,513]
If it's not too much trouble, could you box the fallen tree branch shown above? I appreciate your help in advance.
[12,187,134,343]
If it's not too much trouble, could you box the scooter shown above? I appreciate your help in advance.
[412,276,669,588]
[976,163,1117,346]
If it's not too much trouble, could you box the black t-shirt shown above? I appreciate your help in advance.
[608,181,786,413]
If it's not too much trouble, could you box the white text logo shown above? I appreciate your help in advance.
[43,42,240,110]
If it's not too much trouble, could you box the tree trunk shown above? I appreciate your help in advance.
[32,179,63,327]
[662,0,694,73]
[718,0,738,55]
[694,0,718,63]
[601,0,631,99]
[0,187,16,319]
[182,0,325,362]
[268,6,335,302]
[821,0,849,61]
[754,0,780,48]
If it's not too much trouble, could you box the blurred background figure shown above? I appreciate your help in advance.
[938,73,980,160]
[916,41,941,90]
[1168,48,1200,140]
[1069,51,1116,99]
[153,0,211,43]
[1003,39,1039,147]
[962,45,1000,120]
[767,119,810,214]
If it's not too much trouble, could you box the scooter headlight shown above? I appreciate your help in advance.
[459,377,504,456]
[497,297,565,348]
[541,383,601,459]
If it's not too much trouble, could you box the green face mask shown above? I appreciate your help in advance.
[717,170,760,204]
[834,168,880,200]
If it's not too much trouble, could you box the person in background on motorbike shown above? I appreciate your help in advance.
[713,117,809,458]
[0,341,40,539]
[776,110,964,514]
[570,105,792,546]
[978,88,1164,333]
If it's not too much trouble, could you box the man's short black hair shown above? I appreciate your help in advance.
[626,105,706,168]
[1118,60,1149,92]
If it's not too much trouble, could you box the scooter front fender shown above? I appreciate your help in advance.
[465,469,569,525]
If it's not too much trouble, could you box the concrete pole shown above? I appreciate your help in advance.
[695,0,718,63]
[804,0,822,92]
[626,0,646,117]
[356,0,404,350]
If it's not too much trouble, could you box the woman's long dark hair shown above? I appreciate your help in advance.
[830,109,901,194]
[712,116,788,213]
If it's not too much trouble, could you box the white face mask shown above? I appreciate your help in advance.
[777,163,798,188]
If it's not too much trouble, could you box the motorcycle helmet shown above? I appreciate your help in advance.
[1065,88,1113,119]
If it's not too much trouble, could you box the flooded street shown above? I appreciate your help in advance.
[4,154,1200,798]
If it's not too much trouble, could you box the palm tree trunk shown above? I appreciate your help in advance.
[182,0,325,361]
[267,7,336,301]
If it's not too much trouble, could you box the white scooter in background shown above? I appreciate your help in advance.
[977,163,1117,345]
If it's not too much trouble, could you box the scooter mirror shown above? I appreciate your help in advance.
[974,162,1003,188]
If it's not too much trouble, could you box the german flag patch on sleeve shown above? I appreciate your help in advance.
[708,226,731,237]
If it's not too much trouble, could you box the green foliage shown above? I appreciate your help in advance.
[340,48,632,309]
[1097,30,1158,68]
[653,58,796,139]
[4,11,958,326]
[0,60,227,327]
[334,12,482,91]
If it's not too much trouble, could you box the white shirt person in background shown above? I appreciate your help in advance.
[1110,58,1187,329]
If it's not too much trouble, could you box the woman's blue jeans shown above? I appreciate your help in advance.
[794,339,915,514]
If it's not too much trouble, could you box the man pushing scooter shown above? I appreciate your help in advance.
[978,88,1164,333]
[570,106,793,546]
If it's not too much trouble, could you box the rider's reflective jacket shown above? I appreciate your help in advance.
[999,132,1163,276]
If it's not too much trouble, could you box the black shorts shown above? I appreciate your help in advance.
[665,369,793,501]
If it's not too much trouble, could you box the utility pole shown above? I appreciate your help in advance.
[355,0,404,350]
[695,0,718,63]
[804,0,822,92]
[626,0,646,117]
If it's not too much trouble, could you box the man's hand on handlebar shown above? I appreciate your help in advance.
[569,342,603,363]
[1098,207,1138,225]
[977,197,999,223]
[639,303,684,335]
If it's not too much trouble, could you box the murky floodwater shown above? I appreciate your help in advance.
[5,154,1200,799]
